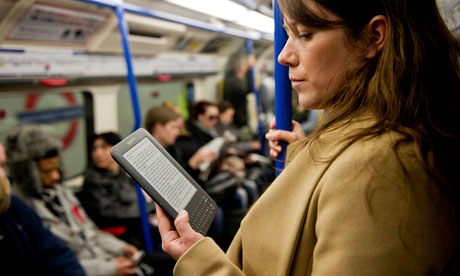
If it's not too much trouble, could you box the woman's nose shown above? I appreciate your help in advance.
[278,40,298,67]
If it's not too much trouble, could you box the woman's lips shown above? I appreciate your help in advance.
[290,78,304,88]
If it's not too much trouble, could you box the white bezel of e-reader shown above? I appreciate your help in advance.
[110,128,217,235]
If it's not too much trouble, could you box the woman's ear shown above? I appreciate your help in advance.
[366,15,388,59]
[152,123,163,137]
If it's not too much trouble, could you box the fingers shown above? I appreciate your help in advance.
[201,152,217,162]
[198,148,217,160]
[266,119,306,158]
[149,213,159,227]
[123,244,137,258]
[268,139,282,158]
[174,210,193,236]
[270,148,280,158]
[266,129,300,144]
[268,119,305,141]
[189,147,217,169]
[291,120,306,140]
[157,210,204,260]
[114,256,136,273]
[155,203,178,239]
[269,117,277,130]
[174,210,204,247]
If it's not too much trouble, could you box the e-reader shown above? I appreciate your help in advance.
[110,128,218,235]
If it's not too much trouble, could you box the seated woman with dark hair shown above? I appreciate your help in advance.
[79,132,154,248]
[80,132,176,275]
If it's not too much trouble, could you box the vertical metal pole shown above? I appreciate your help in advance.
[245,39,266,155]
[116,6,141,133]
[187,82,194,103]
[273,0,292,175]
[115,5,154,253]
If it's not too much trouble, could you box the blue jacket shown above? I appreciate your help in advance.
[0,196,86,276]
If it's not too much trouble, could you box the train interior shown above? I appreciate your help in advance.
[0,0,275,180]
[0,0,281,257]
[1,0,459,261]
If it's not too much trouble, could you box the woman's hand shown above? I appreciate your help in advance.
[155,203,204,260]
[114,256,136,276]
[149,212,159,227]
[123,244,138,259]
[188,147,217,170]
[265,118,305,158]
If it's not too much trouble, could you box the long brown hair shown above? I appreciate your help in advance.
[279,0,460,219]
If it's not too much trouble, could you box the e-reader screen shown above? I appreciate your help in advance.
[122,137,196,212]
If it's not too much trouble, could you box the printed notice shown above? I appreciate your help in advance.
[123,138,196,211]
[7,2,108,44]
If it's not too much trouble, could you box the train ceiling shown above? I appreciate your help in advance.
[0,0,275,79]
[0,0,274,56]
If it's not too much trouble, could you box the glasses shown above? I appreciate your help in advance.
[207,115,219,121]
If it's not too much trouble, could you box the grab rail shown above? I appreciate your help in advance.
[273,0,292,175]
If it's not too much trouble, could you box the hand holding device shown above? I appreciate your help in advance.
[155,203,204,261]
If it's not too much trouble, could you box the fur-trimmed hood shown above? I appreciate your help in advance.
[5,125,62,197]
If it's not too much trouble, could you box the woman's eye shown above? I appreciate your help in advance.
[298,33,313,40]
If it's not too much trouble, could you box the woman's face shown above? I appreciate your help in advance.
[91,138,115,170]
[219,108,235,125]
[198,105,219,129]
[154,118,183,147]
[278,1,362,109]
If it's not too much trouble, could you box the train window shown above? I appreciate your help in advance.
[117,82,189,138]
[0,90,92,180]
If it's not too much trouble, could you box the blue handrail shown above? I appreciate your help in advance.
[245,39,266,155]
[114,5,154,253]
[273,0,292,175]
[115,7,142,133]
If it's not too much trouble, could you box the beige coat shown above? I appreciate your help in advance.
[174,118,458,275]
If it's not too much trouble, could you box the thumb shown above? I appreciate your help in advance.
[174,210,204,250]
[174,210,194,236]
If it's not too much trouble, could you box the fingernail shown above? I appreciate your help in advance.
[179,210,187,217]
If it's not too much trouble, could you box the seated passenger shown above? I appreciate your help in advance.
[79,132,156,249]
[80,132,175,275]
[173,101,241,204]
[144,106,183,156]
[216,101,261,155]
[0,143,86,276]
[145,105,217,181]
[5,125,153,276]
[217,101,274,195]
[144,105,224,246]
[176,101,255,249]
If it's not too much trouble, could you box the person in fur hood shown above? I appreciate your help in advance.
[5,125,142,276]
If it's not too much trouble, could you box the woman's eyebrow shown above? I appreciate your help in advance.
[282,22,294,32]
